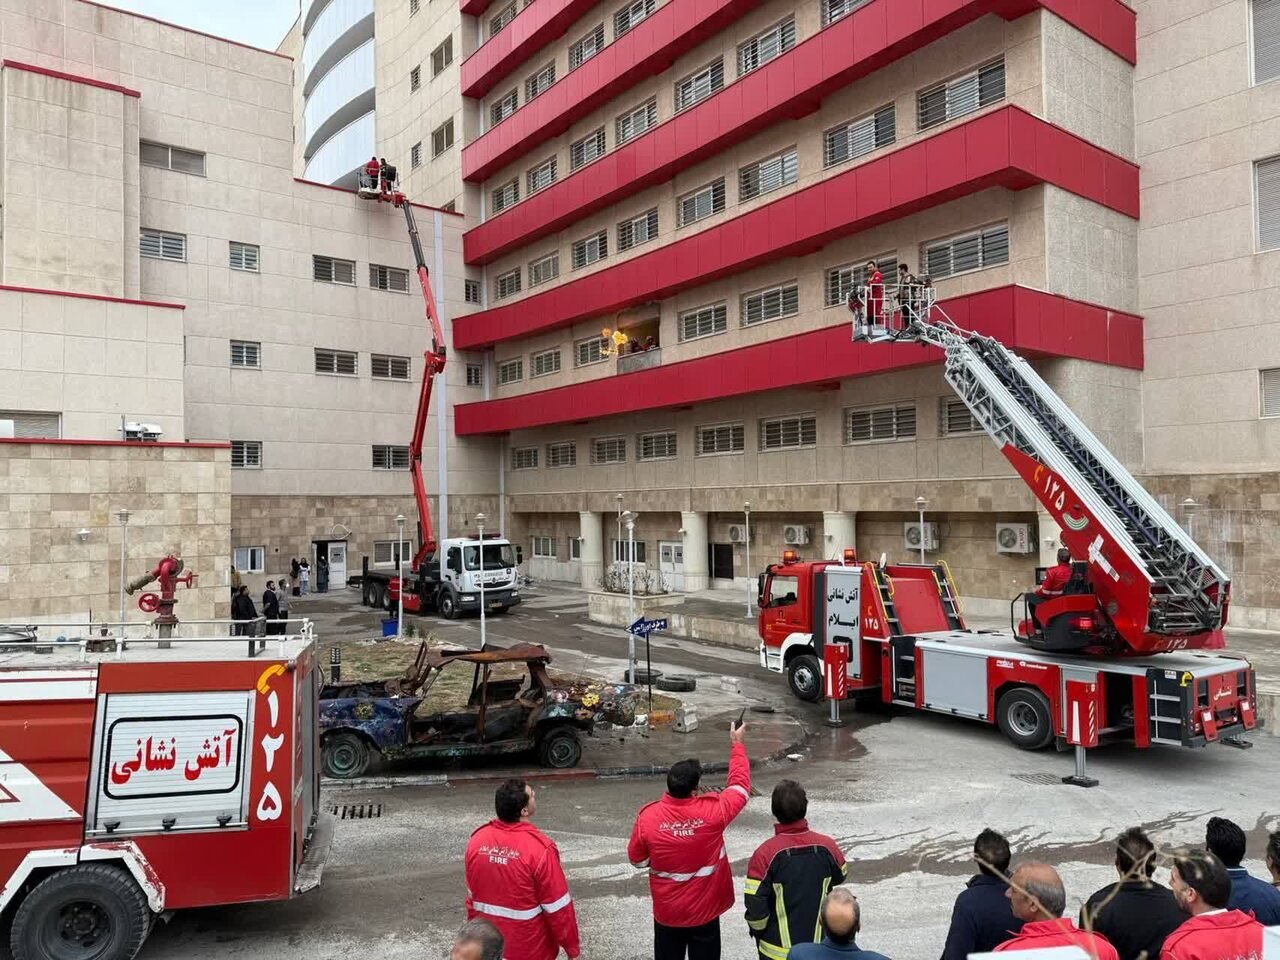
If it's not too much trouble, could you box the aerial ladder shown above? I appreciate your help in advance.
[851,287,1231,658]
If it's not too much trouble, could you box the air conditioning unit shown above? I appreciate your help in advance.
[727,524,748,543]
[995,522,1033,554]
[903,521,939,552]
[119,421,163,442]
[783,525,812,546]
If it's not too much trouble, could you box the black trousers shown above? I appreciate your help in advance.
[654,918,720,960]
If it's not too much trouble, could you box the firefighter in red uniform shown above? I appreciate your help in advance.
[465,779,581,960]
[1162,849,1265,960]
[365,155,380,191]
[629,722,751,960]
[1028,547,1073,627]
[865,260,885,329]
[995,863,1118,959]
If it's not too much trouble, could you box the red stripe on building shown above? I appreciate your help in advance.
[454,286,1143,436]
[0,284,185,310]
[460,0,1136,184]
[456,107,1139,348]
[1,59,142,98]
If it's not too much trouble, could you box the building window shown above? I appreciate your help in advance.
[526,62,556,100]
[918,58,1006,130]
[410,65,421,91]
[1262,367,1280,416]
[492,179,520,213]
[614,0,655,37]
[825,104,896,167]
[570,538,582,560]
[637,430,677,460]
[494,268,522,300]
[464,279,482,303]
[1258,0,1280,84]
[527,157,557,194]
[822,0,870,27]
[466,363,484,386]
[845,403,916,443]
[140,141,206,176]
[491,88,519,126]
[532,535,556,558]
[570,128,607,170]
[940,398,982,435]
[490,1,517,37]
[531,347,562,376]
[923,223,1009,280]
[512,446,539,469]
[825,254,898,306]
[0,410,60,438]
[230,340,261,368]
[231,440,262,469]
[432,118,455,156]
[696,422,744,455]
[675,58,724,112]
[591,436,626,463]
[497,358,524,384]
[1256,156,1280,250]
[678,178,726,226]
[612,540,647,563]
[739,148,798,201]
[528,252,560,287]
[315,348,358,375]
[575,335,610,366]
[411,141,423,168]
[442,200,456,212]
[372,445,411,469]
[371,354,411,379]
[140,229,186,262]
[569,23,606,70]
[373,539,414,566]
[410,0,419,14]
[679,302,727,341]
[234,546,265,573]
[741,282,799,326]
[760,414,817,450]
[572,230,608,269]
[432,36,453,76]
[616,98,658,144]
[313,255,356,284]
[738,18,795,75]
[547,441,577,467]
[618,208,659,251]
[229,241,260,272]
[370,264,410,292]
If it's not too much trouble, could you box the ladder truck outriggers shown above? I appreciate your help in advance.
[757,286,1257,755]
[353,173,521,620]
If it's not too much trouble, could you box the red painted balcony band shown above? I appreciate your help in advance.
[460,0,1136,186]
[462,0,495,17]
[454,285,1143,436]
[455,107,1139,349]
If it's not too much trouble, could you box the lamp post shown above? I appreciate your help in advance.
[1182,497,1198,540]
[475,512,488,650]
[395,514,406,640]
[744,501,752,617]
[622,510,637,682]
[615,493,624,564]
[114,508,131,628]
[914,497,928,564]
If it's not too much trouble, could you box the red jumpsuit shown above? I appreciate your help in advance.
[995,918,1120,959]
[1160,910,1264,960]
[867,269,885,325]
[465,819,581,960]
[365,157,380,188]
[628,742,751,928]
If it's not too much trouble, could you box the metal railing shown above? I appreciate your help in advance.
[0,618,316,661]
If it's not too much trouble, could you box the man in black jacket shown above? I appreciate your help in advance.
[262,581,281,635]
[940,829,1023,960]
[1079,826,1184,960]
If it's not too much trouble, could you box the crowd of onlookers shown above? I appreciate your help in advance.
[228,556,328,636]
[447,727,1280,960]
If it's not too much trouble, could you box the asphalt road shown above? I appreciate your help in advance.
[139,586,1280,960]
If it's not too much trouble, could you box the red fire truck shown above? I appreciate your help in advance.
[757,292,1257,753]
[0,620,328,960]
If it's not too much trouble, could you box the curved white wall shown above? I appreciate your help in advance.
[303,110,375,185]
[303,38,375,156]
[303,0,374,90]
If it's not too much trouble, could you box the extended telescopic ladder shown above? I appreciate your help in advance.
[852,287,1229,641]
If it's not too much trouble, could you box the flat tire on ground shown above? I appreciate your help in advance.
[996,687,1054,750]
[10,863,151,960]
[623,668,662,684]
[654,674,697,693]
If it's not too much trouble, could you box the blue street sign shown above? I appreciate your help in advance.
[628,616,668,637]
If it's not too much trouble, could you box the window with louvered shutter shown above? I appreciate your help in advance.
[592,436,626,463]
[466,364,484,386]
[570,128,607,170]
[738,18,794,75]
[491,89,518,126]
[679,303,727,341]
[637,431,677,460]
[696,422,744,455]
[411,142,423,168]
[741,283,799,325]
[941,398,982,435]
[678,179,725,226]
[526,62,555,100]
[492,179,520,212]
[230,440,262,468]
[618,208,658,251]
[528,252,559,286]
[410,66,421,91]
[315,348,358,375]
[575,337,609,366]
[569,24,605,69]
[140,229,186,262]
[140,141,205,176]
[675,59,723,112]
[229,241,260,272]
[498,358,523,383]
[410,0,419,14]
[1262,368,1280,416]
[572,231,608,269]
[432,36,453,76]
[1257,157,1280,249]
[372,445,410,469]
[0,410,60,439]
[527,157,557,194]
[547,442,577,467]
[495,269,522,300]
[739,149,798,201]
[822,0,870,27]
[919,59,1005,130]
[825,105,896,167]
[825,255,898,307]
[512,446,538,469]
[922,224,1008,280]
[614,0,655,37]
[370,264,410,292]
[1256,0,1280,84]
[845,403,916,443]
[616,99,658,144]
[313,255,355,284]
[465,279,482,304]
[371,354,410,379]
[230,340,261,368]
[759,415,817,450]
[531,348,561,376]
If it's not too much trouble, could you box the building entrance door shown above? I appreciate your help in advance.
[709,543,734,581]
[659,541,684,591]
[326,542,347,590]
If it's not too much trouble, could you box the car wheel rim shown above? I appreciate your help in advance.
[44,900,111,959]
[548,739,575,764]
[795,666,816,696]
[1009,702,1040,737]
[329,741,362,776]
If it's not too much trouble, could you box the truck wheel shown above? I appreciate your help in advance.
[996,688,1054,750]
[11,863,151,960]
[362,581,377,606]
[537,726,582,768]
[787,653,823,703]
[438,591,459,619]
[322,732,373,779]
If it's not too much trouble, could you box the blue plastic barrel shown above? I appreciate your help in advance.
[381,617,399,638]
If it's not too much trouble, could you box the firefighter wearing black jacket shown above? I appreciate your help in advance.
[744,781,847,960]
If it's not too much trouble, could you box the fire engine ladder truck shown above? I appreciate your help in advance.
[852,289,1230,656]
[359,173,445,571]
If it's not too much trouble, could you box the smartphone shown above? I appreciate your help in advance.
[734,708,745,731]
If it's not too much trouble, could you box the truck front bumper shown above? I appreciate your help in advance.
[457,588,521,611]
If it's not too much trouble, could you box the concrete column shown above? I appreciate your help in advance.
[681,511,709,592]
[578,511,604,590]
[1037,509,1063,567]
[823,511,857,560]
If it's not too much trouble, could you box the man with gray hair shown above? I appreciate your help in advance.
[784,888,890,959]
[995,863,1118,958]
[451,919,504,960]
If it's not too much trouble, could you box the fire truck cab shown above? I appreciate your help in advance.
[0,623,329,960]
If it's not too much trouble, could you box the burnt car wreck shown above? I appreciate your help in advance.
[319,642,637,778]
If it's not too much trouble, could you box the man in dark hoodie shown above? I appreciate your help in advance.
[940,829,1024,960]
[1080,827,1185,960]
